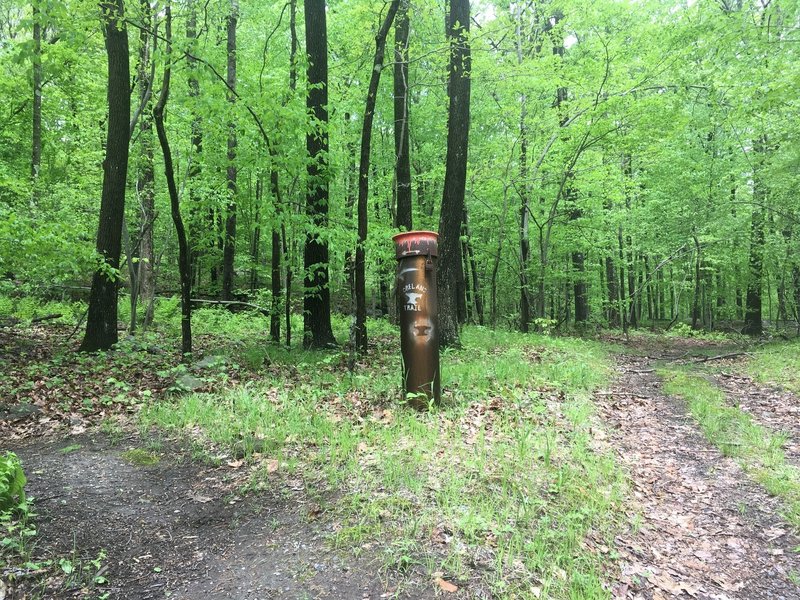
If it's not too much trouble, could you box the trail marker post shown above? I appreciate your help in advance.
[392,231,441,409]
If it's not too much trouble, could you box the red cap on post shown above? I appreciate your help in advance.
[392,231,438,260]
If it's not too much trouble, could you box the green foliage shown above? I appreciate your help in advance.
[0,452,26,513]
[746,341,800,393]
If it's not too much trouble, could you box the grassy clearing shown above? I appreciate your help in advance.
[745,340,800,393]
[141,323,626,599]
[660,369,800,526]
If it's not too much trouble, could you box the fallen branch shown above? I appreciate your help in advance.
[190,298,270,317]
[31,313,63,323]
[694,352,751,363]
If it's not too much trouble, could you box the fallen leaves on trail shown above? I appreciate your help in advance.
[600,346,800,600]
[713,372,800,463]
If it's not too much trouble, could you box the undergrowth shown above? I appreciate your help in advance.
[660,369,800,527]
[141,325,626,599]
[746,340,800,393]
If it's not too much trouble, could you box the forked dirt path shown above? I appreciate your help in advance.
[7,435,434,600]
[598,343,800,600]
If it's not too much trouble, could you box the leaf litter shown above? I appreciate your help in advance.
[597,339,800,600]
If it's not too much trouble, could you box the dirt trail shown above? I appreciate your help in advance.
[599,344,800,600]
[7,435,432,600]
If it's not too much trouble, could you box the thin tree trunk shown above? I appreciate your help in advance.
[394,0,412,232]
[187,1,203,290]
[137,0,155,328]
[284,0,298,348]
[463,205,483,325]
[606,253,619,327]
[80,0,130,352]
[251,178,262,290]
[32,1,42,199]
[354,0,400,354]
[691,234,702,329]
[222,0,238,301]
[153,1,191,355]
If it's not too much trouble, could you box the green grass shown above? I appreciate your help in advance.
[141,323,625,599]
[660,369,800,526]
[120,448,160,467]
[746,340,800,393]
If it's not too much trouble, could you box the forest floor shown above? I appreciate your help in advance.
[3,321,800,599]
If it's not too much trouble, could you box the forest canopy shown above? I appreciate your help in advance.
[0,0,797,349]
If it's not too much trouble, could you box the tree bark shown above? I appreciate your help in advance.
[153,0,191,355]
[222,0,238,301]
[437,0,471,348]
[80,0,130,352]
[393,0,412,232]
[303,0,337,348]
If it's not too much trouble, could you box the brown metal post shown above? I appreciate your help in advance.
[393,231,440,409]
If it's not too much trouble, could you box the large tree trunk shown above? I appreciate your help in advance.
[303,0,337,348]
[437,0,471,348]
[393,0,412,232]
[80,0,130,352]
[153,0,191,355]
[222,0,238,300]
[355,0,400,354]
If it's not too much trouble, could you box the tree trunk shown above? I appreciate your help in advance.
[153,0,191,355]
[393,0,412,232]
[222,0,238,301]
[31,1,42,199]
[137,0,155,328]
[437,0,471,348]
[251,178,262,290]
[606,253,619,327]
[691,234,702,329]
[187,1,203,290]
[80,0,130,352]
[463,205,483,325]
[284,0,298,348]
[303,0,337,348]
[743,137,766,336]
[743,208,765,335]
[355,0,400,354]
